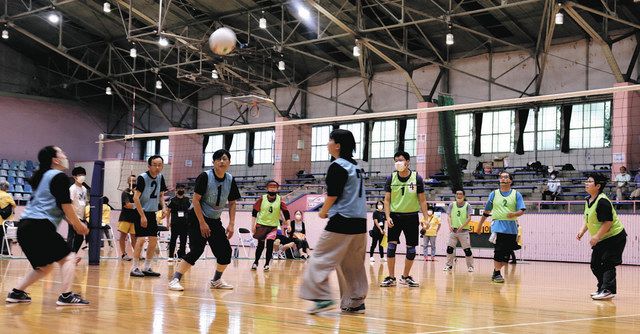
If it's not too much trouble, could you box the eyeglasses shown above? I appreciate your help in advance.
[584,180,595,184]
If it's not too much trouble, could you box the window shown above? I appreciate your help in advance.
[229,133,247,166]
[480,110,513,153]
[371,120,396,158]
[203,134,223,167]
[311,125,331,162]
[341,122,364,160]
[455,114,473,155]
[144,138,169,162]
[254,130,274,164]
[523,106,561,151]
[404,118,417,156]
[569,101,611,149]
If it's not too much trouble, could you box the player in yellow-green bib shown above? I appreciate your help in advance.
[380,151,429,288]
[478,171,526,283]
[443,189,475,272]
[577,173,627,301]
[251,180,290,271]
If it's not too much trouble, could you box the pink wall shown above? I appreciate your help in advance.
[168,127,203,186]
[416,102,441,178]
[273,116,312,184]
[0,95,105,163]
[611,82,640,174]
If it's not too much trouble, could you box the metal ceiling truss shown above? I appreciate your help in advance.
[2,0,639,132]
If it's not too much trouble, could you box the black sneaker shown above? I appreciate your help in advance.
[142,269,161,277]
[6,289,31,303]
[130,268,145,277]
[341,304,365,314]
[492,273,505,283]
[56,293,89,306]
[400,275,420,287]
[380,276,396,287]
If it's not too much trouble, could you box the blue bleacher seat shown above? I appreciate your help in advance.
[26,160,34,169]
[8,184,14,192]
[2,163,9,170]
[17,171,25,178]
[10,161,19,170]
[16,178,24,185]
[0,177,5,183]
[15,185,23,193]
[25,171,33,178]
[24,184,32,193]
[0,170,6,177]
[8,170,16,177]
[8,176,15,184]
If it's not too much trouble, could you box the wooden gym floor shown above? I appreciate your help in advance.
[1,255,639,334]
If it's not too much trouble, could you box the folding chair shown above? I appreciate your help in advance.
[1,222,18,257]
[233,227,254,259]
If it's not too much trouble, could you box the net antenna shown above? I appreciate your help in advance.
[225,94,274,118]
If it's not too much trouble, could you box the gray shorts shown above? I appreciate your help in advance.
[447,230,471,249]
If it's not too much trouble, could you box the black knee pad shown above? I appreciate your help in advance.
[464,248,473,257]
[446,246,454,254]
[387,243,397,258]
[406,246,417,260]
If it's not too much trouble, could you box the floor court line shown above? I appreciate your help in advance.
[2,274,460,331]
[415,313,640,333]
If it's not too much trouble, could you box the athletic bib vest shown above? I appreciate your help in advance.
[585,193,624,240]
[22,169,65,226]
[390,171,420,213]
[450,202,470,229]
[328,158,367,219]
[257,194,282,227]
[138,172,164,212]
[200,170,233,219]
[491,190,517,221]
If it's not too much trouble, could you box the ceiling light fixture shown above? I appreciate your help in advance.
[212,69,219,79]
[106,87,112,95]
[155,80,162,89]
[103,2,111,13]
[278,60,285,71]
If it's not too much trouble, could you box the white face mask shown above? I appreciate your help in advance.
[550,175,556,179]
[377,205,383,210]
[58,157,69,170]
[427,210,434,216]
[76,175,86,183]
[295,214,302,220]
[395,161,406,172]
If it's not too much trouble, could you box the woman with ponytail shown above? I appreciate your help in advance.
[5,146,90,306]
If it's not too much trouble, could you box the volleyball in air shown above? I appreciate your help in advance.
[208,27,237,55]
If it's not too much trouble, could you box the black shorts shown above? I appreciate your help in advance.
[17,219,71,269]
[133,211,158,237]
[276,234,293,244]
[388,212,419,246]
[494,233,519,262]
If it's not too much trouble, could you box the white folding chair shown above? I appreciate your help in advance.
[234,227,255,259]
[99,225,119,258]
[1,222,18,257]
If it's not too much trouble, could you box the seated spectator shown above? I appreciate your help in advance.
[630,172,640,200]
[542,171,561,201]
[290,210,310,259]
[615,166,631,201]
[0,180,16,255]
[273,226,297,259]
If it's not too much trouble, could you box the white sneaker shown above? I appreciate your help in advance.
[592,290,615,300]
[381,257,387,262]
[443,265,453,271]
[168,278,184,291]
[279,251,286,260]
[590,291,600,297]
[210,279,234,290]
[468,266,474,272]
[167,257,175,263]
[369,257,375,263]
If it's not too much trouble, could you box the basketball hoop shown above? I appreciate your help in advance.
[225,94,273,119]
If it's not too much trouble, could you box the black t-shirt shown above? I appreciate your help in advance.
[324,158,367,235]
[136,172,168,194]
[372,211,386,229]
[168,196,191,222]
[119,189,137,222]
[50,173,72,207]
[384,170,425,193]
[587,196,614,222]
[194,171,241,202]
[326,161,351,198]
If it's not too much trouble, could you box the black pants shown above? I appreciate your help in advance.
[254,239,275,265]
[293,238,309,252]
[66,221,85,253]
[591,230,627,294]
[169,223,188,259]
[541,190,559,201]
[182,216,231,266]
[369,231,384,257]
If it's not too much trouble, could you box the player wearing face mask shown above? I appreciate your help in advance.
[68,167,89,257]
[167,185,191,262]
[251,180,291,271]
[369,201,386,263]
[380,151,429,288]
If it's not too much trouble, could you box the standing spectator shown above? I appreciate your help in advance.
[542,171,561,201]
[0,180,16,255]
[167,185,191,261]
[369,201,386,263]
[421,206,440,261]
[615,166,631,201]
